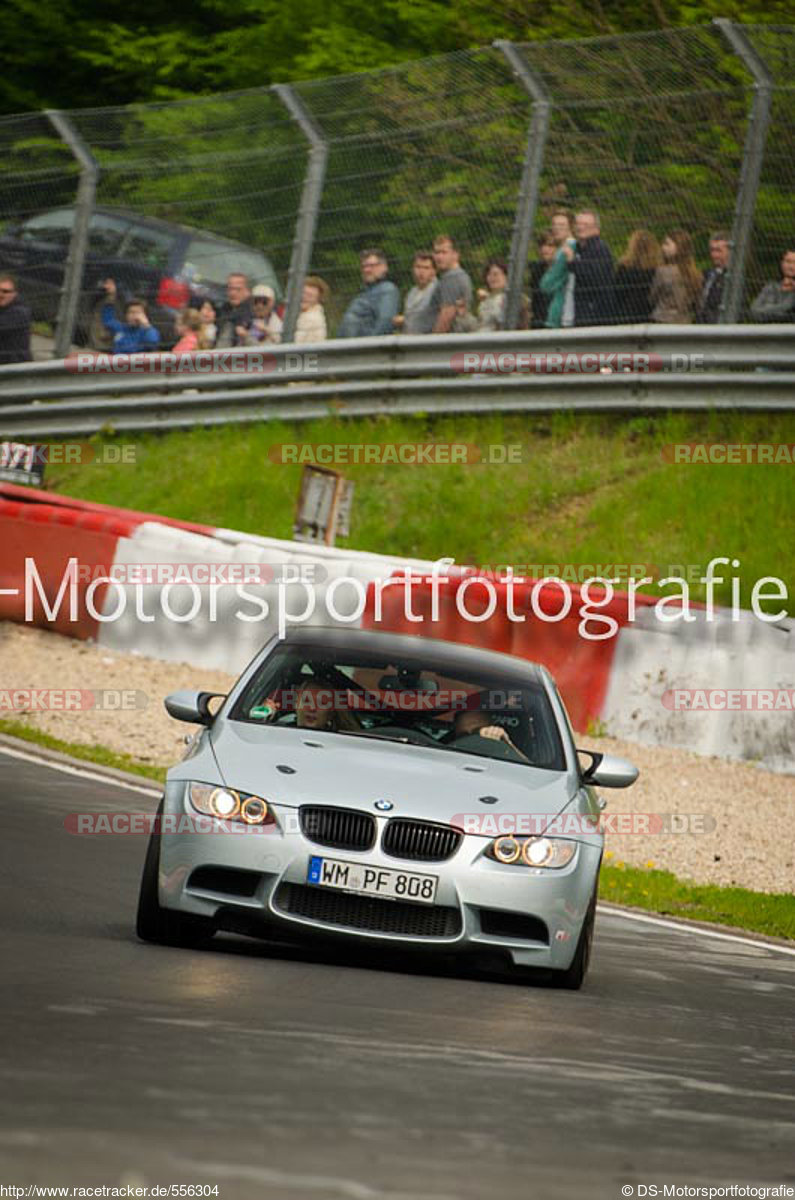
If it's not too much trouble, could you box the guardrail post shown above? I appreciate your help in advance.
[272,85,328,344]
[44,110,99,360]
[713,19,773,324]
[494,41,552,332]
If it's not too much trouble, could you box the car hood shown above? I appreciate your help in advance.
[209,721,575,828]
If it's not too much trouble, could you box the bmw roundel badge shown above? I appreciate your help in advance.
[374,800,394,811]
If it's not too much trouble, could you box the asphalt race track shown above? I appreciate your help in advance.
[1,747,794,1200]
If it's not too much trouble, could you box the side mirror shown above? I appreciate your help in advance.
[578,750,639,789]
[164,690,226,726]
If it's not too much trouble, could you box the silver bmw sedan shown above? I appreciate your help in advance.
[137,626,638,988]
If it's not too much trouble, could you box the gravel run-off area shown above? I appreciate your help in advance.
[1,620,792,895]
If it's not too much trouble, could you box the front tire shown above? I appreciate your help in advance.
[136,802,215,948]
[550,889,596,990]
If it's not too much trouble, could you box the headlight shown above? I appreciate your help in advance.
[487,836,577,869]
[188,781,273,826]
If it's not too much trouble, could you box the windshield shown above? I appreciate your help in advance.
[231,643,566,772]
[181,238,279,293]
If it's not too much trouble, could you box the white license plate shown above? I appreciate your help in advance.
[307,855,438,904]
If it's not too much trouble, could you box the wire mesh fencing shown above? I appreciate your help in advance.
[0,20,792,359]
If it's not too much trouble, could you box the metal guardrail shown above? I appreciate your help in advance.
[0,326,793,437]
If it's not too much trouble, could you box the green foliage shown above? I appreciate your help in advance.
[2,0,794,114]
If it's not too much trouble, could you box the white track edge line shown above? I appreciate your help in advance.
[0,743,161,797]
[598,903,795,957]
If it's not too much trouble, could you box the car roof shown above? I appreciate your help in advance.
[87,205,267,252]
[279,626,546,685]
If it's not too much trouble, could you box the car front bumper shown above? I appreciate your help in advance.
[157,782,603,971]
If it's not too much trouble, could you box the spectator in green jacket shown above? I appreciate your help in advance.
[540,210,576,328]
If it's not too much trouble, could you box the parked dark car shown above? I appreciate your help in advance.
[0,206,281,348]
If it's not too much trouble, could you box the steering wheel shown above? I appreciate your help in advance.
[447,731,526,763]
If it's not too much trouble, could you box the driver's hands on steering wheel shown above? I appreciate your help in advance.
[476,725,512,744]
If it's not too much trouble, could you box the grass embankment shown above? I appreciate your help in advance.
[0,717,167,784]
[46,410,794,609]
[599,860,795,942]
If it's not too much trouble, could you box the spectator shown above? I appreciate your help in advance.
[697,233,731,323]
[395,252,437,335]
[100,280,159,354]
[649,232,702,323]
[564,210,616,326]
[337,249,400,338]
[614,230,661,323]
[216,273,253,348]
[451,295,479,333]
[0,273,32,365]
[172,308,209,354]
[540,212,577,328]
[295,276,329,343]
[476,259,508,331]
[750,249,795,323]
[246,284,283,345]
[474,259,530,331]
[529,234,556,328]
[197,299,218,347]
[427,235,473,334]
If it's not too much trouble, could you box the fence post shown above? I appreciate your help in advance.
[272,85,328,344]
[44,110,98,360]
[494,41,551,331]
[713,19,773,324]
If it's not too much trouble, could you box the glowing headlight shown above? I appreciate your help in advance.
[524,837,553,866]
[210,788,240,818]
[493,836,522,863]
[488,836,577,869]
[188,782,271,826]
[240,796,269,825]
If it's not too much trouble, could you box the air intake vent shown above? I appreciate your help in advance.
[382,818,461,862]
[299,806,376,851]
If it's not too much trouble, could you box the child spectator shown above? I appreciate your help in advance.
[100,279,159,354]
[451,295,479,333]
[172,308,208,354]
[615,230,661,322]
[197,299,218,347]
[650,232,702,323]
[295,276,329,343]
[529,234,556,328]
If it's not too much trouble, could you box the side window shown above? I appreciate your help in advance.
[20,209,74,245]
[88,214,129,256]
[120,226,174,270]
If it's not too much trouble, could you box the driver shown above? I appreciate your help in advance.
[452,709,529,761]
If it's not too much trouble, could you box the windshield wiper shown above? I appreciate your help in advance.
[335,729,413,745]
